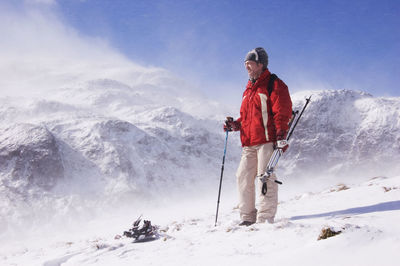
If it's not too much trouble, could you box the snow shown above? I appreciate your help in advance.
[1,77,400,265]
[1,72,400,265]
[1,176,399,266]
[2,7,400,265]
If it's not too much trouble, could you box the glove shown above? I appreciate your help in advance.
[276,129,287,140]
[223,117,241,132]
[275,129,289,152]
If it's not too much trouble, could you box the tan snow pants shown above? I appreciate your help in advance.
[236,143,278,223]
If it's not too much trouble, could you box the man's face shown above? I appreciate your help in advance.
[245,60,263,79]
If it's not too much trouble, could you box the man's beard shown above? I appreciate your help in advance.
[248,70,260,79]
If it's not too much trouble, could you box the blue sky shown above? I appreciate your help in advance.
[4,0,400,103]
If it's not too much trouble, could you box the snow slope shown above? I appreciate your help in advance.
[2,175,399,266]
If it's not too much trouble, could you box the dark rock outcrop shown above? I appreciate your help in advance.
[0,123,64,191]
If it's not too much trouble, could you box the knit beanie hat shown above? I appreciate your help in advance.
[244,47,268,68]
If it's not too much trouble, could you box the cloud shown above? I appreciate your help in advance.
[0,3,165,97]
[0,2,224,118]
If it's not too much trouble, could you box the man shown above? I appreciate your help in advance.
[224,47,292,226]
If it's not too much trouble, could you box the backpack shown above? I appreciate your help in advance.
[267,73,278,96]
[268,73,294,116]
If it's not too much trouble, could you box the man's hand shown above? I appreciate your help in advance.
[276,129,287,140]
[276,129,289,152]
[223,117,241,132]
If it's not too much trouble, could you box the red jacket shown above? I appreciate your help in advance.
[237,69,292,147]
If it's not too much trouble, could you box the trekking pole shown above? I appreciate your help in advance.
[259,96,312,195]
[215,118,232,226]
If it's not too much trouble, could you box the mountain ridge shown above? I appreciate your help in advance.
[1,81,399,236]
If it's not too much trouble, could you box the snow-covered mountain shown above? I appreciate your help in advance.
[0,78,236,195]
[282,89,400,182]
[3,85,399,196]
[1,74,399,238]
[1,71,400,266]
[0,75,241,236]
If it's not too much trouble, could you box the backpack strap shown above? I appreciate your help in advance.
[268,74,278,96]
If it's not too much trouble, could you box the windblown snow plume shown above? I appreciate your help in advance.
[0,4,238,238]
[0,75,241,237]
[2,81,399,238]
[1,3,400,248]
